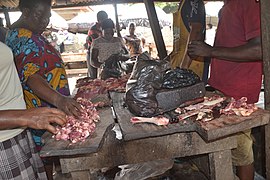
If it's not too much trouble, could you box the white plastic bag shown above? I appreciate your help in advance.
[114,159,174,180]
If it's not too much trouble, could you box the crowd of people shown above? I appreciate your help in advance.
[0,0,264,179]
[84,11,145,79]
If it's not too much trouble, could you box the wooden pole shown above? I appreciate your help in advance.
[3,9,11,28]
[113,3,121,38]
[261,0,270,178]
[143,0,167,59]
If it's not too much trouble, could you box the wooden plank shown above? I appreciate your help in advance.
[70,171,90,180]
[61,53,87,63]
[62,52,86,56]
[111,92,196,141]
[261,0,270,178]
[65,68,88,75]
[111,92,270,142]
[196,108,270,141]
[60,130,237,173]
[62,58,86,63]
[40,107,114,157]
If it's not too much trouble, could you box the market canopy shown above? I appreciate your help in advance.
[67,12,96,34]
[67,4,122,34]
[0,10,68,30]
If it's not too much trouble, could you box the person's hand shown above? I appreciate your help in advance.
[187,41,213,59]
[25,108,66,134]
[55,96,82,117]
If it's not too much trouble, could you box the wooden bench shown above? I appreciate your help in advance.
[61,52,87,63]
[65,68,88,75]
[61,52,88,77]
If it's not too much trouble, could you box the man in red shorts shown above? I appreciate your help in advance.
[187,0,262,179]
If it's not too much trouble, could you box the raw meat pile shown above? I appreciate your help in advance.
[54,98,100,144]
[130,96,258,126]
[76,75,129,89]
[75,75,129,107]
[220,97,258,116]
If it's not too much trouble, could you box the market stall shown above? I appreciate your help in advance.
[40,91,270,179]
[1,0,270,178]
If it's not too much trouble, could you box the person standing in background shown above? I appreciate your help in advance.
[123,22,145,58]
[188,0,261,179]
[170,0,206,79]
[85,10,108,79]
[90,19,129,79]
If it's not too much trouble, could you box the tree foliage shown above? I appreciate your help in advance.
[155,2,179,14]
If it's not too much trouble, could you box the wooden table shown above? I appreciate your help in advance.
[40,93,270,180]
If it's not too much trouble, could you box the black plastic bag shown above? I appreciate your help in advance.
[100,54,130,80]
[125,54,171,117]
[162,68,201,89]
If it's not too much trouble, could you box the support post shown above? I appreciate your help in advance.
[260,0,270,178]
[143,0,167,59]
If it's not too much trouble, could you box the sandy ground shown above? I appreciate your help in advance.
[64,26,173,58]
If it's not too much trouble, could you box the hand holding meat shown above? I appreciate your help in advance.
[24,107,66,134]
[188,41,213,59]
[55,96,83,117]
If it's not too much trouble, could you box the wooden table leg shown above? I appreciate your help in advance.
[208,150,234,180]
[70,171,90,180]
[265,123,270,178]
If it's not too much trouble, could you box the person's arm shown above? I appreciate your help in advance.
[141,37,146,48]
[0,107,66,134]
[188,36,262,62]
[26,74,82,117]
[119,38,130,60]
[90,48,102,68]
[84,36,89,50]
[180,22,204,68]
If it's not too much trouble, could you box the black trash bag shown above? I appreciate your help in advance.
[162,68,201,89]
[125,54,171,117]
[100,54,129,80]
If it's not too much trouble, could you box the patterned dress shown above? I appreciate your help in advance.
[170,0,206,78]
[6,28,70,148]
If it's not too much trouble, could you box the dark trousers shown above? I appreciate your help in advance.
[86,51,97,79]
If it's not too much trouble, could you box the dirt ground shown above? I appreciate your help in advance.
[64,26,173,59]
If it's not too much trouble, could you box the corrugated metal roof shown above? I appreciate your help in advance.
[0,0,179,11]
[2,0,207,12]
[0,0,122,10]
[0,0,19,9]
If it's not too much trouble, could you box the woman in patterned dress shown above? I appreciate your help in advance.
[5,0,82,179]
